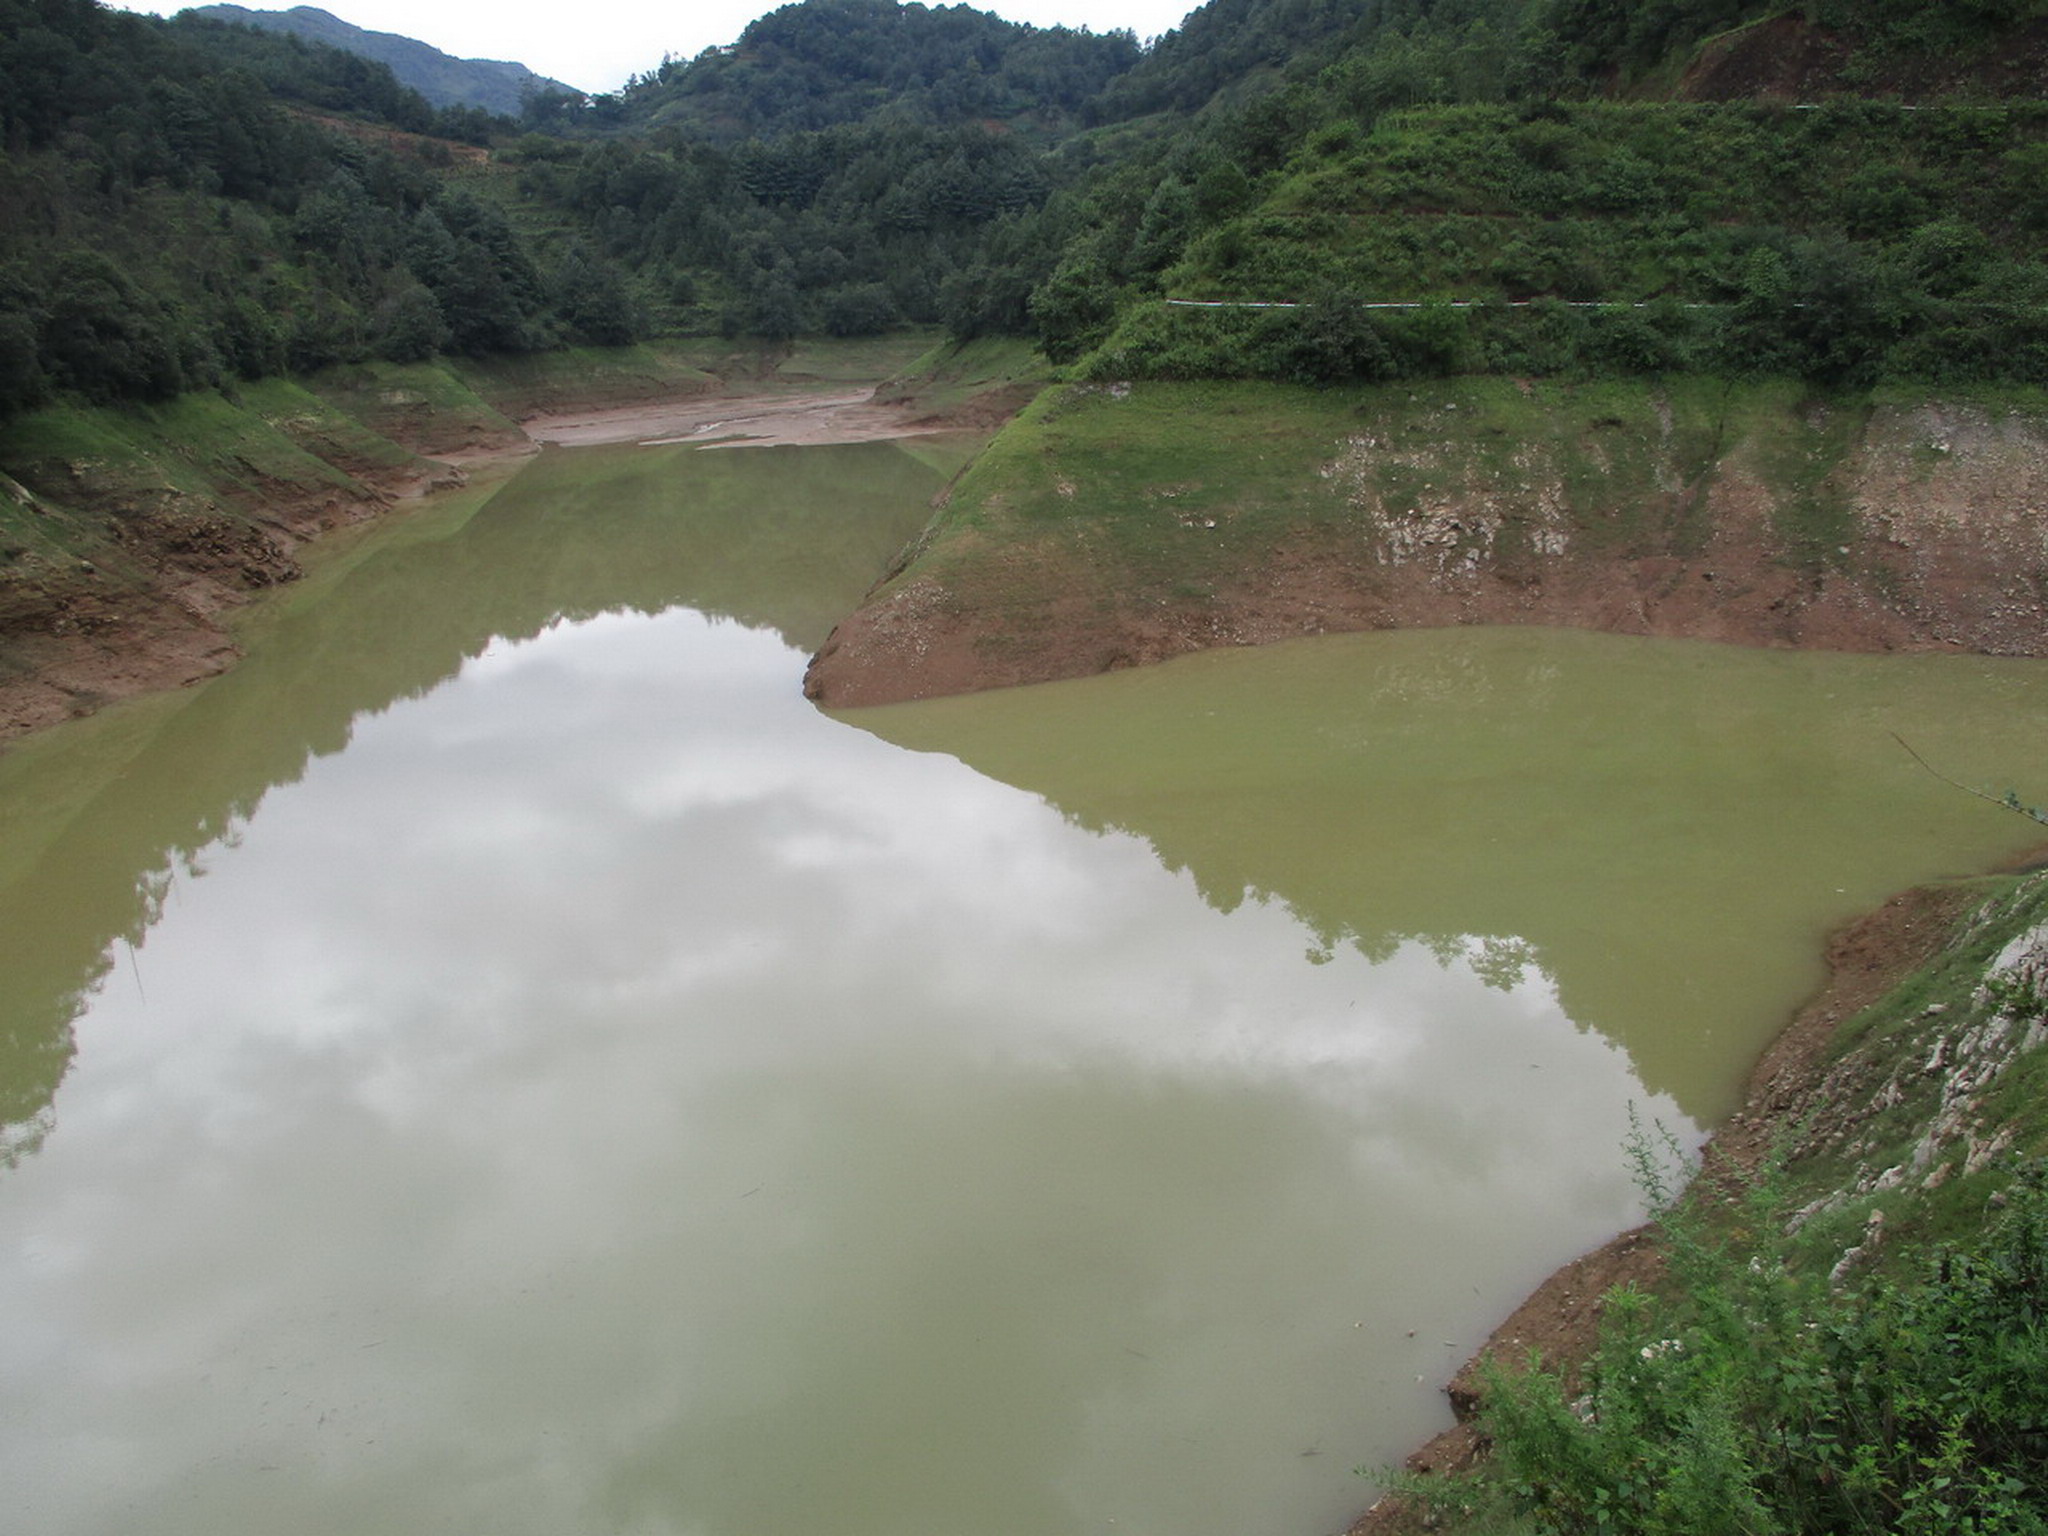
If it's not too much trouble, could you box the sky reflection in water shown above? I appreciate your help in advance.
[0,604,1671,1536]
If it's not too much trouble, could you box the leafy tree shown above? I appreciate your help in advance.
[1286,285,1397,382]
[39,250,181,401]
[550,245,639,345]
[369,281,449,361]
[1030,249,1122,362]
[821,281,899,335]
[0,310,46,411]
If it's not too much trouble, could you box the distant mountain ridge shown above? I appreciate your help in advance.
[604,0,1141,141]
[188,4,575,115]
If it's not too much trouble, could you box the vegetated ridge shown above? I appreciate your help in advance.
[187,4,577,115]
[595,0,1142,141]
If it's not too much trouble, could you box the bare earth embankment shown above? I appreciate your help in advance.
[522,388,987,451]
[805,379,2048,707]
[0,367,971,749]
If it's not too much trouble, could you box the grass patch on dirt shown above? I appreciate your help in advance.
[0,469,128,586]
[228,379,422,480]
[892,380,1347,614]
[0,387,406,526]
[778,332,947,384]
[876,336,1049,414]
[129,389,386,503]
[306,361,521,452]
[894,374,1897,613]
[654,332,947,392]
[447,344,718,416]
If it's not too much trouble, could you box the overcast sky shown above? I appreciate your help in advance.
[113,0,1199,95]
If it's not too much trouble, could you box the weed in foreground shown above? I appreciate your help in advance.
[1387,1131,2048,1535]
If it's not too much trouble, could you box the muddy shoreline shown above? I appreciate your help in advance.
[0,382,965,751]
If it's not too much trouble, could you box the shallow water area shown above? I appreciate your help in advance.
[0,431,2043,1536]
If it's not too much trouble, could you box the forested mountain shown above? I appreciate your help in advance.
[595,0,1144,140]
[0,0,1091,414]
[7,0,2048,426]
[0,0,591,411]
[1024,0,2048,385]
[1087,0,1369,119]
[189,4,575,116]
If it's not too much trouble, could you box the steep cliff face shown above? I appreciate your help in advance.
[805,380,2048,707]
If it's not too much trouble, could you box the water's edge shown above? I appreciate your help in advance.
[11,371,2045,1536]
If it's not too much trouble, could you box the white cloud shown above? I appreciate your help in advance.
[118,0,1195,95]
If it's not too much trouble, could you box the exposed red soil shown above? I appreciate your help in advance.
[1676,16,1856,102]
[1675,14,2048,102]
[288,108,491,166]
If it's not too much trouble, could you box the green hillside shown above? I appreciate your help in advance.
[12,0,2048,423]
[188,4,576,116]
[602,0,1142,140]
[1031,0,2048,385]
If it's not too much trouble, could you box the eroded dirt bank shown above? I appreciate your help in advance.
[805,384,2048,707]
[0,451,466,746]
[0,375,973,749]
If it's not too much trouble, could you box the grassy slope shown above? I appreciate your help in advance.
[1167,100,2048,305]
[1389,861,2048,1535]
[0,377,431,632]
[1781,869,2048,1269]
[812,371,2048,708]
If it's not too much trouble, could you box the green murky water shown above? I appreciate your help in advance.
[854,626,2048,1124]
[1,432,2045,1536]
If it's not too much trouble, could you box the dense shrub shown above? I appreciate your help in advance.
[1472,1150,2048,1536]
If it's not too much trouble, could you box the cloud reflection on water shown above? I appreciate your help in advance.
[0,607,1674,1536]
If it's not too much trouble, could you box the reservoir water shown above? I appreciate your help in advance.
[2,431,2046,1536]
